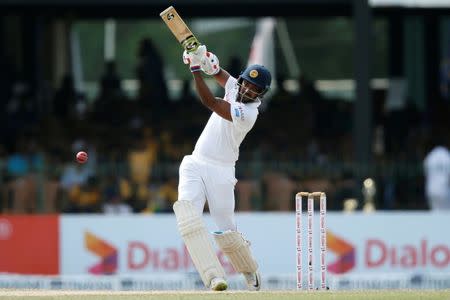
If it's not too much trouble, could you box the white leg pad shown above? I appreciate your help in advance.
[213,230,258,273]
[173,201,226,287]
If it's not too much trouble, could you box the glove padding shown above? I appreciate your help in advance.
[183,45,207,72]
[200,51,220,76]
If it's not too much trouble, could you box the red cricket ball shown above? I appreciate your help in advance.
[76,151,88,164]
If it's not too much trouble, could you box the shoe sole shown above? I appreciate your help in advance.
[212,282,228,291]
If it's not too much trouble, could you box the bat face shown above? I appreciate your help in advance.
[160,6,200,53]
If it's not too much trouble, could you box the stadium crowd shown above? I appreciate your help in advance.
[0,38,449,214]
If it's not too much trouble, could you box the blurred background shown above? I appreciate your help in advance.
[0,0,449,292]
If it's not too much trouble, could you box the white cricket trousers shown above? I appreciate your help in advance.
[178,155,237,231]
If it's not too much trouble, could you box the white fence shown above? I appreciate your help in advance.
[1,273,450,290]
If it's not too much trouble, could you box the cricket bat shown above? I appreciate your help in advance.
[160,6,200,53]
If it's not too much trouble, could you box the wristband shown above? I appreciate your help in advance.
[190,65,201,73]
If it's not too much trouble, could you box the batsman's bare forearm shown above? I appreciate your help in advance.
[192,72,216,108]
[213,68,230,88]
[192,72,232,121]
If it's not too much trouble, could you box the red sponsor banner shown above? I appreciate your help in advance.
[0,215,59,275]
[365,239,450,269]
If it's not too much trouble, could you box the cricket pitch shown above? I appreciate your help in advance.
[0,290,449,300]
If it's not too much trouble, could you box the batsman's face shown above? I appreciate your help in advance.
[237,80,262,103]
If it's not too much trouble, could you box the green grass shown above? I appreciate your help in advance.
[0,290,450,300]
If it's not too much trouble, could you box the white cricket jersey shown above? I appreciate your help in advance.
[424,146,450,199]
[192,76,260,166]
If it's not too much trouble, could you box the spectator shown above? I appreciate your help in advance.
[151,176,178,213]
[119,177,149,213]
[93,60,126,125]
[64,176,101,213]
[60,163,90,191]
[423,140,450,210]
[100,60,122,95]
[5,82,35,143]
[262,171,297,211]
[331,171,357,211]
[4,138,36,213]
[102,175,132,214]
[235,179,261,211]
[136,38,168,109]
[128,128,158,186]
[53,74,79,120]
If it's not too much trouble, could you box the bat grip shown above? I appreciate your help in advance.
[182,36,200,53]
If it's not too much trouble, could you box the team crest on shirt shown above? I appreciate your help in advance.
[249,70,258,78]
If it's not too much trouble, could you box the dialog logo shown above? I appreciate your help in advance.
[85,231,118,275]
[327,231,355,274]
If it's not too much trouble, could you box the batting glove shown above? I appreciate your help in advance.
[183,45,207,73]
[200,51,220,76]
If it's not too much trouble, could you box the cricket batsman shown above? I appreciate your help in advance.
[172,45,272,291]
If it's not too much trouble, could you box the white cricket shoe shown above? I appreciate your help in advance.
[243,271,261,291]
[210,277,228,291]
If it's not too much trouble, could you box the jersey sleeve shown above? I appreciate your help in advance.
[230,102,258,132]
[225,76,238,92]
[224,76,238,102]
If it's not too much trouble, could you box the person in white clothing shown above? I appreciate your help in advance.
[172,45,271,291]
[423,144,450,210]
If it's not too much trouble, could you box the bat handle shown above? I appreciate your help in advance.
[182,36,200,53]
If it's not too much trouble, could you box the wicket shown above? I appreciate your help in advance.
[295,192,327,290]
